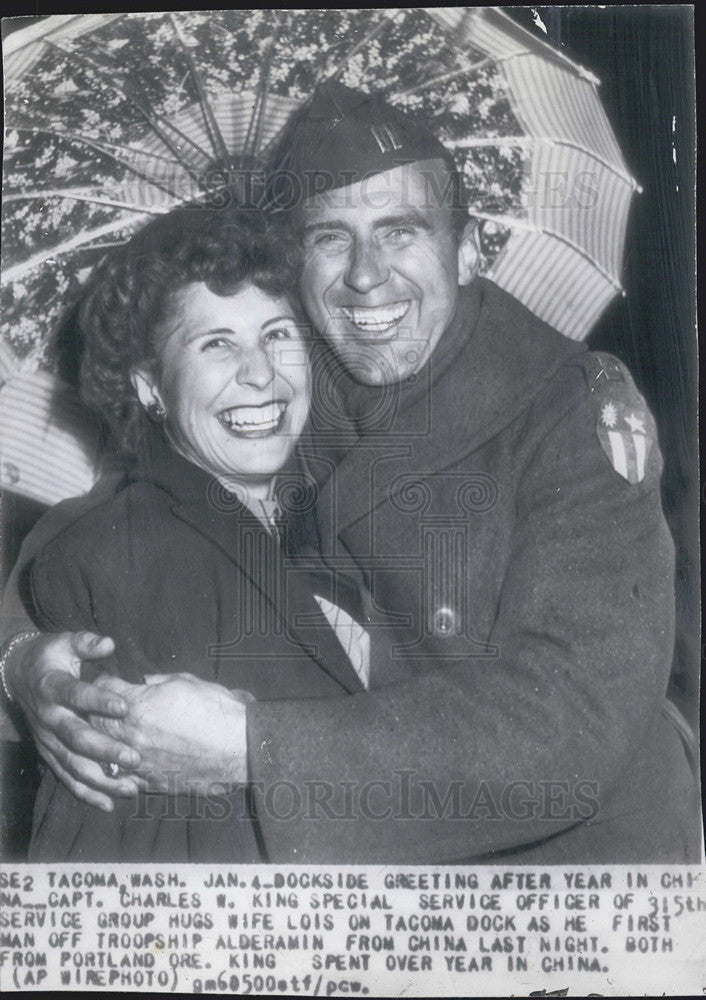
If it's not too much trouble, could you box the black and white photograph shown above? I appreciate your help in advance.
[0,5,701,995]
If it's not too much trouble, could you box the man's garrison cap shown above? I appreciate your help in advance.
[266,80,458,208]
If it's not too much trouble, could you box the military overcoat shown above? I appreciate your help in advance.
[247,278,699,864]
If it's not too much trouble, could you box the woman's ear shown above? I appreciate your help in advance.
[131,368,165,414]
[457,221,481,287]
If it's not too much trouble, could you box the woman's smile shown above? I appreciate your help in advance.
[217,400,289,437]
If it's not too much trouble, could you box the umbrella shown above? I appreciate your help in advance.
[1,7,639,504]
[0,370,109,506]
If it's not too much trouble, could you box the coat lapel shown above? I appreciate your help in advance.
[130,429,365,694]
[170,498,365,695]
[315,279,586,541]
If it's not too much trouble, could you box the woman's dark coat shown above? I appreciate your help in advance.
[27,430,368,862]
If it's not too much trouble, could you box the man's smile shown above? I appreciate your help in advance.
[338,300,411,337]
[217,401,287,437]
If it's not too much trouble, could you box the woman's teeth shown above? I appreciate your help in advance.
[218,401,286,434]
[339,301,410,334]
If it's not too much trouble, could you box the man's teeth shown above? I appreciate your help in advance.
[340,302,410,332]
[219,402,285,431]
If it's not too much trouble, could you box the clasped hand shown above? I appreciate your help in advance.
[92,673,250,796]
[7,631,250,809]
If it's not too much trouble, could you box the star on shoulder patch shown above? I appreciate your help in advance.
[596,400,652,484]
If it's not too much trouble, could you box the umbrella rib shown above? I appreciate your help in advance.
[167,13,231,165]
[82,135,181,166]
[3,217,147,285]
[3,190,169,214]
[3,185,100,198]
[78,241,137,252]
[422,6,599,84]
[487,6,600,83]
[2,13,128,81]
[12,124,189,204]
[77,35,215,165]
[9,119,182,167]
[242,11,282,163]
[251,14,287,158]
[447,135,639,190]
[392,45,573,101]
[323,9,401,84]
[46,39,209,180]
[473,210,623,290]
[391,58,493,100]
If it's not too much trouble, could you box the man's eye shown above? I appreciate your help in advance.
[313,232,347,247]
[387,227,414,242]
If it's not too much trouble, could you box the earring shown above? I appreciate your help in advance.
[146,401,166,422]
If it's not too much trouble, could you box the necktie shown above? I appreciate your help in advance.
[272,490,370,686]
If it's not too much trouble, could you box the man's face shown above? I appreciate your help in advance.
[299,158,477,385]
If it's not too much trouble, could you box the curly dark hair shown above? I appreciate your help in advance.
[79,204,301,455]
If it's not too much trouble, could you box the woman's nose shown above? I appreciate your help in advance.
[343,239,389,293]
[235,347,275,389]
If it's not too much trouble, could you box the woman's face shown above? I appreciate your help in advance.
[134,281,310,487]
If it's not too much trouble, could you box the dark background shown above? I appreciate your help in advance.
[511,6,698,726]
[1,5,698,857]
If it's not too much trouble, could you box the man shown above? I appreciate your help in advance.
[0,83,699,862]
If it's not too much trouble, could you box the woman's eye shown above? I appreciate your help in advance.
[201,337,231,352]
[264,326,293,343]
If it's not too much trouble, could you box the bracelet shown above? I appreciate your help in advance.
[0,631,41,702]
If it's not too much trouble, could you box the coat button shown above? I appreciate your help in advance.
[433,606,457,637]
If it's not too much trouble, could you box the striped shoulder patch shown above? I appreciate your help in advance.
[575,352,658,486]
[596,399,652,485]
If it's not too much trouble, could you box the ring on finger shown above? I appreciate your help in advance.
[101,761,121,779]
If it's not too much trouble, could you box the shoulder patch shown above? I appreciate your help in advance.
[596,398,652,484]
[576,352,659,485]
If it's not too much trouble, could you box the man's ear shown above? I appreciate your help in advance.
[457,221,480,287]
[131,367,164,413]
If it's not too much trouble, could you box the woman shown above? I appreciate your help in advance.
[27,203,371,862]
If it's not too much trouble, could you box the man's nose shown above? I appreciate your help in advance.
[343,239,389,293]
[235,346,275,389]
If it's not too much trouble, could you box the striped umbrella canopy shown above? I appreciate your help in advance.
[0,370,113,506]
[1,8,638,505]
